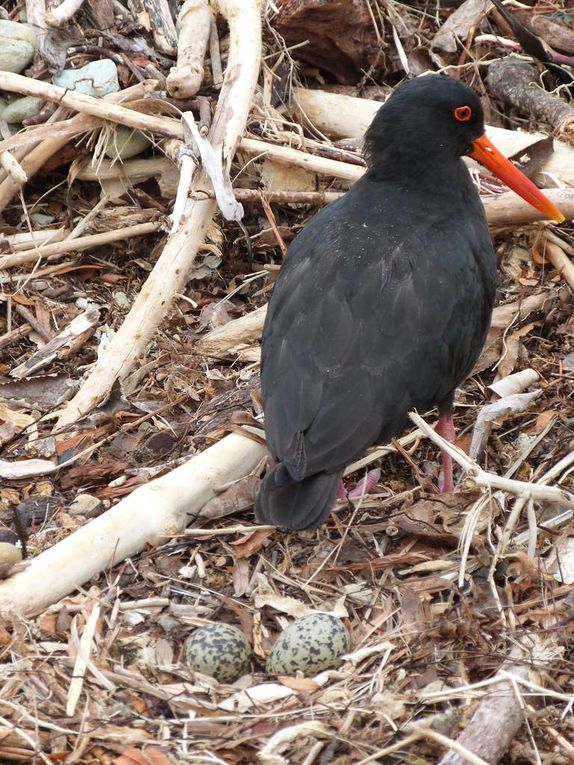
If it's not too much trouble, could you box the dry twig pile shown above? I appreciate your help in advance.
[0,0,573,762]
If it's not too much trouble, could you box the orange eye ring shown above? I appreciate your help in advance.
[454,105,472,122]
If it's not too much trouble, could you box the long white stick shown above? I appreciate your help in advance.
[0,433,265,616]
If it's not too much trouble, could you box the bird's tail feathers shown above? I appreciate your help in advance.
[255,463,340,530]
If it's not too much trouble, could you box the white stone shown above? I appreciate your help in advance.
[0,543,22,565]
[3,96,43,123]
[53,59,119,97]
[0,21,35,74]
[69,493,103,518]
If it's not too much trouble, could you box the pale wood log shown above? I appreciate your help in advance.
[0,433,265,617]
[292,86,574,187]
[198,304,267,356]
[484,187,574,226]
[55,0,263,430]
[166,0,211,98]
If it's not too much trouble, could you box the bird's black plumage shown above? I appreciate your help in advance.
[255,75,497,530]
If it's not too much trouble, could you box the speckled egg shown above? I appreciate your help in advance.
[184,623,251,683]
[266,613,350,677]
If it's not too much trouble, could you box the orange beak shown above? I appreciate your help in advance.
[470,133,565,223]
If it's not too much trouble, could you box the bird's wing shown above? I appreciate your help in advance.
[261,201,494,479]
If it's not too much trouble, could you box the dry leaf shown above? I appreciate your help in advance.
[535,410,556,433]
[231,528,274,558]
[277,675,320,692]
[232,557,250,597]
[113,746,172,765]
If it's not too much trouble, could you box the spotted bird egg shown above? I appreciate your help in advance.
[185,623,251,683]
[266,613,350,676]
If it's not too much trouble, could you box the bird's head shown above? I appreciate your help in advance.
[364,74,564,223]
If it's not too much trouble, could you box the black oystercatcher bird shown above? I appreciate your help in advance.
[255,75,564,530]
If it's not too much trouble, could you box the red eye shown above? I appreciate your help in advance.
[454,105,472,122]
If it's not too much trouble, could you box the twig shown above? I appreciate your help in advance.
[0,151,26,185]
[146,0,178,55]
[259,193,287,256]
[0,73,175,141]
[0,324,32,351]
[437,638,561,765]
[0,81,157,213]
[13,303,51,343]
[240,136,363,182]
[414,724,489,765]
[210,13,224,89]
[539,239,574,290]
[66,604,100,716]
[10,307,100,379]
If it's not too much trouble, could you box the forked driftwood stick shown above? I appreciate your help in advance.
[55,0,263,430]
[0,433,265,617]
[410,412,574,507]
[166,0,211,98]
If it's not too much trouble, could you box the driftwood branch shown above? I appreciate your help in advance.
[166,0,211,98]
[198,304,267,356]
[486,58,574,145]
[45,0,86,26]
[0,222,162,270]
[436,638,562,765]
[292,86,574,188]
[54,0,263,430]
[0,433,265,617]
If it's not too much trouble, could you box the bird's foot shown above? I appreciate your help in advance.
[337,468,381,500]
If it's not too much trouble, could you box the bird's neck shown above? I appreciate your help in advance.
[366,149,470,190]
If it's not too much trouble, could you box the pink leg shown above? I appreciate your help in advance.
[435,410,456,493]
[337,468,381,500]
